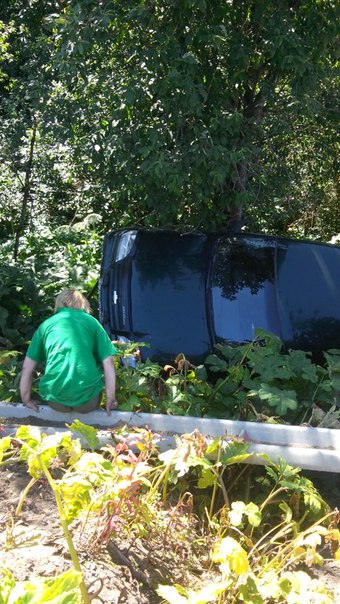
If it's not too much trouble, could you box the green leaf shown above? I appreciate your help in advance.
[204,354,228,373]
[0,569,82,603]
[229,501,261,528]
[205,436,224,456]
[66,420,99,450]
[220,440,253,466]
[197,467,215,489]
[156,584,188,603]
[256,384,297,415]
[181,52,199,65]
[59,475,93,521]
[0,436,12,462]
[0,567,16,603]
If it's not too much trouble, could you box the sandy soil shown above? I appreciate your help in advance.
[0,461,164,603]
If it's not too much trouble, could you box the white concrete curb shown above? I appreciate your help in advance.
[1,403,340,473]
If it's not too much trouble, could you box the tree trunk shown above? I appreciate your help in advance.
[13,114,38,261]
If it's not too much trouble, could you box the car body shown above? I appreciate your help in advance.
[99,228,340,364]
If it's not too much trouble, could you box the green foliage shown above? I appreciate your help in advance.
[2,326,340,427]
[66,420,99,451]
[0,350,22,402]
[114,329,340,426]
[0,218,102,351]
[205,330,340,423]
[0,568,82,604]
[1,0,338,236]
[157,443,336,603]
[14,426,91,603]
[94,326,340,426]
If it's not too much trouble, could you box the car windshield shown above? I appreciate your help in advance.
[211,238,280,343]
[130,232,212,361]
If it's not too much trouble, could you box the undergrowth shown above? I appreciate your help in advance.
[2,330,340,428]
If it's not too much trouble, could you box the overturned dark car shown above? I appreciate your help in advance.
[99,228,340,364]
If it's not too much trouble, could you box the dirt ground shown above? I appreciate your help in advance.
[0,461,163,604]
[0,424,340,603]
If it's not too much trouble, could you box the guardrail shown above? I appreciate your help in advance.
[1,403,340,473]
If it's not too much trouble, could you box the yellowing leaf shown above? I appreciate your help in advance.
[0,437,11,463]
[156,584,189,603]
[66,420,99,450]
[212,536,249,575]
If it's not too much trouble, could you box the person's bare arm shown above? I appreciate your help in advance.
[102,356,118,415]
[20,356,40,411]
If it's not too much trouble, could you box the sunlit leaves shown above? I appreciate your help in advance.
[0,567,82,604]
[0,435,11,463]
[16,425,82,478]
[212,536,249,575]
[229,501,262,528]
[278,570,334,604]
[157,580,231,604]
[66,420,99,451]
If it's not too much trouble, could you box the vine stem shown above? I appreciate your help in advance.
[39,457,91,604]
[15,477,37,517]
[209,440,226,518]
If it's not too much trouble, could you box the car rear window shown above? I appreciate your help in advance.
[277,241,340,352]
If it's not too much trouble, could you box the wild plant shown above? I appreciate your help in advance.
[155,435,340,604]
[12,426,92,604]
[205,329,340,424]
[1,424,339,604]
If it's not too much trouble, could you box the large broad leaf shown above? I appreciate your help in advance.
[256,384,297,415]
[278,570,333,604]
[66,420,99,450]
[288,349,320,383]
[253,329,283,353]
[15,427,80,478]
[0,436,12,463]
[324,350,340,391]
[246,352,293,381]
[197,467,216,489]
[0,568,82,603]
[58,475,94,521]
[204,354,229,373]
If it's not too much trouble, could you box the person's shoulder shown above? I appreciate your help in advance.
[82,312,102,326]
[37,313,56,329]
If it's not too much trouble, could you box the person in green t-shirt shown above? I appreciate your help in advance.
[20,289,119,415]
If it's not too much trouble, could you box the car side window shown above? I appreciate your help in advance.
[211,240,279,343]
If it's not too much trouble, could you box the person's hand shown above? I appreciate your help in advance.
[106,399,118,416]
[23,400,40,412]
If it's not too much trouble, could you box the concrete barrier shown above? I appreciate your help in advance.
[1,403,340,473]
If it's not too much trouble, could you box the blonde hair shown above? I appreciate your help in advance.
[54,289,91,314]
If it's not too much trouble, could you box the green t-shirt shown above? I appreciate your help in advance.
[27,308,117,407]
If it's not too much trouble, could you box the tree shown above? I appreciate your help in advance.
[0,0,89,244]
[0,0,338,238]
[47,0,339,234]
